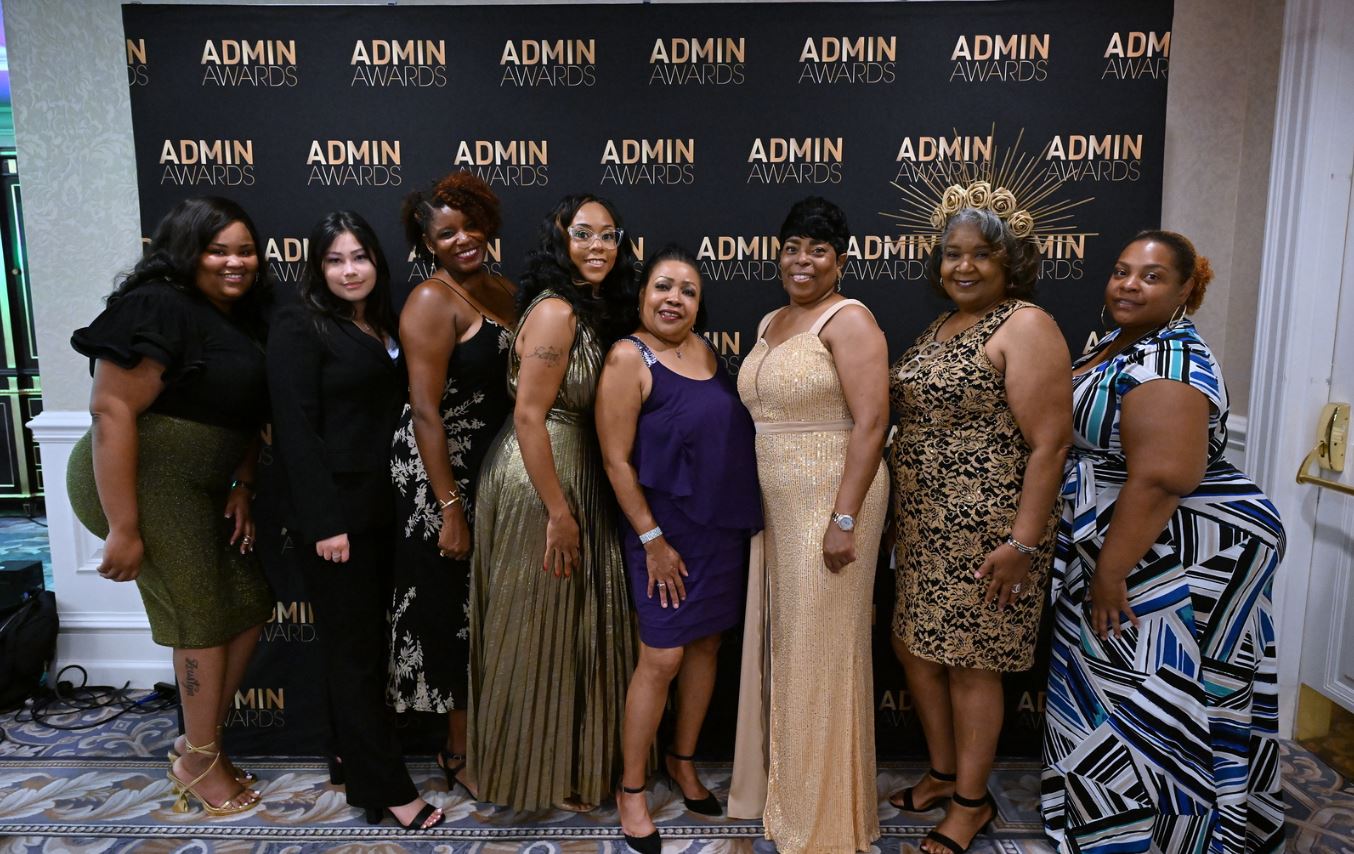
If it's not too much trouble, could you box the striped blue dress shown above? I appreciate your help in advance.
[1042,320,1285,853]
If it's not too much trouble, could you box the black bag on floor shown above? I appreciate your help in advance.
[0,591,58,711]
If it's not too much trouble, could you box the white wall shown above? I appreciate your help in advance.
[3,0,1283,684]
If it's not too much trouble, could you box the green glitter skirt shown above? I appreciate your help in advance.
[67,413,273,649]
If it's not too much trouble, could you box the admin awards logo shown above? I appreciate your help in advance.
[1034,232,1095,281]
[350,39,447,87]
[127,38,148,86]
[200,39,298,87]
[697,235,782,282]
[1043,134,1144,182]
[798,36,896,84]
[227,686,285,728]
[500,39,596,87]
[453,139,548,186]
[701,329,744,373]
[601,138,695,185]
[894,134,994,184]
[746,137,843,185]
[406,239,504,281]
[649,37,745,86]
[159,139,255,187]
[266,236,308,285]
[844,234,936,283]
[1103,31,1169,80]
[950,33,1049,82]
[306,139,402,186]
[263,599,316,643]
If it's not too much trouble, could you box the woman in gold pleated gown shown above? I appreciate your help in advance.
[729,197,890,853]
[468,194,638,813]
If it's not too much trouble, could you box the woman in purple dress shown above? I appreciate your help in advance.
[596,245,761,852]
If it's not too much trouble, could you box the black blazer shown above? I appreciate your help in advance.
[266,305,405,544]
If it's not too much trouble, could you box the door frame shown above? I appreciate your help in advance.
[1247,0,1354,735]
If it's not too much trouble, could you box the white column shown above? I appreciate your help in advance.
[29,410,173,687]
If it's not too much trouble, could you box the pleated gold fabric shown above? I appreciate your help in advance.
[66,413,273,649]
[468,291,636,812]
[729,300,886,854]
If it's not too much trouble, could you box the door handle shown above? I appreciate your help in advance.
[1296,402,1353,497]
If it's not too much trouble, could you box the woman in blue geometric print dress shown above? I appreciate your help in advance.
[1043,231,1285,853]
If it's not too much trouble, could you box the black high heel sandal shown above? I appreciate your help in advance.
[364,802,446,831]
[436,749,473,798]
[616,784,661,854]
[664,749,722,816]
[888,767,956,812]
[923,790,996,854]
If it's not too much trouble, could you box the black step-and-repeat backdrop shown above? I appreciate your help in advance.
[123,0,1173,757]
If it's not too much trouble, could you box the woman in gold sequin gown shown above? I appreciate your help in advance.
[729,197,890,853]
[468,195,638,813]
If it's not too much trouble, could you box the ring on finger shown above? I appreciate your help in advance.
[1011,583,1023,594]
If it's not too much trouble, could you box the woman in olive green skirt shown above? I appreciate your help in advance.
[67,197,273,818]
[468,195,638,813]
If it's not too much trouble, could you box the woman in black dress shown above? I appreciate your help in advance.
[267,211,443,830]
[388,172,516,798]
[67,196,272,817]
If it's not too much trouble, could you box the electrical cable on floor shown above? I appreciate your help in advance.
[3,664,178,741]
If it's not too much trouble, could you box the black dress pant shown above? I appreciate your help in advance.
[299,530,417,809]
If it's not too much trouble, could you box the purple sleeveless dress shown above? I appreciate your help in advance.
[621,336,762,648]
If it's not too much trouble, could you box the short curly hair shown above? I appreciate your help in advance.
[777,196,850,256]
[924,207,1038,299]
[400,170,502,262]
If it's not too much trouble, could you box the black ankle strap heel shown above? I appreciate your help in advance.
[616,783,660,854]
[664,749,722,816]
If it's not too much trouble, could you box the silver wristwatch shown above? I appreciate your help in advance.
[831,512,855,532]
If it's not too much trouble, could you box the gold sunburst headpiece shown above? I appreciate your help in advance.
[883,126,1094,242]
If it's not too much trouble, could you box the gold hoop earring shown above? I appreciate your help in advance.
[1168,304,1187,326]
[1100,305,1114,332]
[835,269,844,293]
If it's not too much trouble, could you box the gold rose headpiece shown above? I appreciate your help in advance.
[885,126,1093,243]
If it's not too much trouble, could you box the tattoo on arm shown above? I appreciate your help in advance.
[184,657,200,697]
[526,346,563,367]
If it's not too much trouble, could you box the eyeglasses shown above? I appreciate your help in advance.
[567,227,624,248]
[896,340,945,381]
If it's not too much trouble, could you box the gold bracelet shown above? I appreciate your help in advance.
[438,492,462,511]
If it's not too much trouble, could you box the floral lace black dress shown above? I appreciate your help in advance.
[386,315,511,712]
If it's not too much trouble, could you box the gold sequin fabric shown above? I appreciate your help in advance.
[736,317,887,854]
[468,290,635,811]
[888,299,1054,671]
[66,413,273,649]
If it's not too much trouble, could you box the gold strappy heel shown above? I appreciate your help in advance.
[167,726,257,785]
[166,738,261,816]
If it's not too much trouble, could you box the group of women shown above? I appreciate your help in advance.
[67,176,1284,854]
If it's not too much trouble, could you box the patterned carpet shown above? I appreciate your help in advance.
[0,696,1350,852]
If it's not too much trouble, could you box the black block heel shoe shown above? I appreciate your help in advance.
[664,749,722,816]
[328,756,344,786]
[616,784,661,854]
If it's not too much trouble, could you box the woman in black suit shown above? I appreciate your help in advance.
[266,211,443,831]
